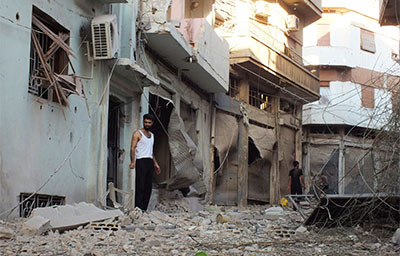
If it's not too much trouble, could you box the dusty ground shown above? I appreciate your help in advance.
[0,196,399,256]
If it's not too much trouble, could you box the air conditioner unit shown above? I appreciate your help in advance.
[286,15,299,31]
[254,1,271,19]
[91,15,119,60]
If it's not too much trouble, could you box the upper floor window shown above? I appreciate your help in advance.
[360,28,376,53]
[249,86,271,112]
[228,76,239,98]
[29,6,80,107]
[361,85,375,109]
[317,24,330,46]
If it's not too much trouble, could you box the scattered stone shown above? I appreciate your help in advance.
[392,228,400,245]
[22,215,51,235]
[264,206,284,220]
[0,226,13,239]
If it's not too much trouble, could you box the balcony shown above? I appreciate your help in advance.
[226,20,320,103]
[281,0,322,26]
[141,2,229,93]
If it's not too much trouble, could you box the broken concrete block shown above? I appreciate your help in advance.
[392,228,400,245]
[0,226,13,239]
[22,216,51,235]
[295,225,307,234]
[30,202,123,231]
[181,197,204,212]
[264,206,284,220]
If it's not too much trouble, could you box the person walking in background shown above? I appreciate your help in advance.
[130,114,161,211]
[288,160,305,210]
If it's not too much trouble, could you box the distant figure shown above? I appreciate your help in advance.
[288,161,305,209]
[316,174,329,195]
[130,114,161,211]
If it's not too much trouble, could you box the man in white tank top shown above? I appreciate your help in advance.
[130,114,160,211]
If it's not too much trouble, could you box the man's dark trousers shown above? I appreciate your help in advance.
[135,158,154,211]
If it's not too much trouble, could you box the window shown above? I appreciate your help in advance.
[249,86,271,112]
[228,76,239,98]
[360,28,376,53]
[29,6,81,107]
[19,193,65,218]
[317,24,330,46]
[361,85,375,108]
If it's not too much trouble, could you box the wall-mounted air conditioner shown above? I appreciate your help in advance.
[91,15,119,60]
[286,15,299,32]
[254,1,271,19]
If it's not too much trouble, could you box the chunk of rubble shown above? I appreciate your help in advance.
[392,228,400,245]
[0,226,13,239]
[29,202,123,231]
[22,215,51,235]
[264,206,284,220]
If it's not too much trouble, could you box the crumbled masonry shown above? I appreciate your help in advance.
[0,194,399,255]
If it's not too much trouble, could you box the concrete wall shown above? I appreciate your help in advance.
[0,0,141,218]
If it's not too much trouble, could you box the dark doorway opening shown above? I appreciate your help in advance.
[149,94,174,184]
[107,96,121,206]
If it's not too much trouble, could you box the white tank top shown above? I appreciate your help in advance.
[135,130,154,159]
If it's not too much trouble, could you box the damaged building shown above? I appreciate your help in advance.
[210,0,322,205]
[302,0,400,195]
[0,0,229,218]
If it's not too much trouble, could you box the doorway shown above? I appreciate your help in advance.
[107,96,121,206]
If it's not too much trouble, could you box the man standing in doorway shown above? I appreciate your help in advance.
[130,114,161,211]
[288,161,305,209]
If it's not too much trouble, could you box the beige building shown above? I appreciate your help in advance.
[211,0,322,205]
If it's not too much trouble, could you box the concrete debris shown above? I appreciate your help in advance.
[0,226,13,239]
[392,228,400,245]
[264,206,284,220]
[22,216,51,235]
[30,202,123,230]
[0,199,398,255]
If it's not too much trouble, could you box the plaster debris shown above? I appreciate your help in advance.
[392,228,400,245]
[22,216,51,235]
[0,198,397,255]
[0,226,13,239]
[30,202,123,230]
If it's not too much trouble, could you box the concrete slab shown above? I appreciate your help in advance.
[30,202,123,231]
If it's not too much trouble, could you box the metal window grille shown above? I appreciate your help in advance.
[19,193,65,218]
[29,26,55,98]
[249,86,271,112]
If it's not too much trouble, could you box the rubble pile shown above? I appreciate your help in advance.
[0,198,399,255]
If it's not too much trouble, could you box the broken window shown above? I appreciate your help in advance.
[19,193,65,218]
[249,86,271,112]
[360,28,376,53]
[29,6,83,113]
[280,99,295,114]
[228,76,239,98]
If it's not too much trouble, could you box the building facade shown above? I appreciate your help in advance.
[210,0,322,205]
[0,0,229,217]
[303,0,400,195]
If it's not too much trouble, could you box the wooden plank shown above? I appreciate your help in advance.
[45,33,69,61]
[32,16,76,58]
[31,32,67,118]
[237,117,248,208]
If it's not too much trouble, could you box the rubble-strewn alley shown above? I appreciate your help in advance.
[1,193,399,256]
